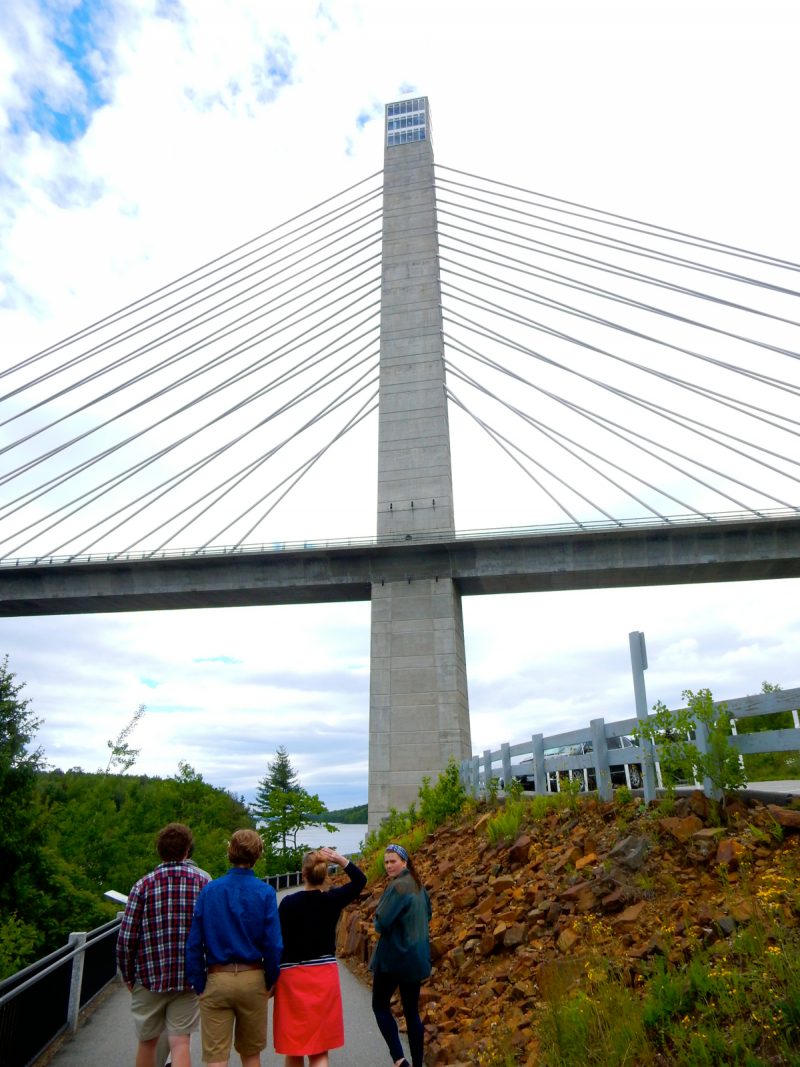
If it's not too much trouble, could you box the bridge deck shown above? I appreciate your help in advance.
[3,513,800,616]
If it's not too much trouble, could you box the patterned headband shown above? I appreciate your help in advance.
[386,843,409,861]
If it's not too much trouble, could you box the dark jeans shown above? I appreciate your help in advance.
[371,971,423,1067]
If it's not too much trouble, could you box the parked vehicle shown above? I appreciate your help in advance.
[501,735,644,793]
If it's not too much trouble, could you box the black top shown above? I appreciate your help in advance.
[278,861,367,966]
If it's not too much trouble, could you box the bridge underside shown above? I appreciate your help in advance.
[1,517,799,616]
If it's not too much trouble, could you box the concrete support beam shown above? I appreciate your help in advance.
[368,576,470,827]
[368,99,471,829]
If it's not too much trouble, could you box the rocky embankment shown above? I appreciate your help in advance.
[335,791,800,1065]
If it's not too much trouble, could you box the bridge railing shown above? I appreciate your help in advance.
[0,915,121,1067]
[462,686,800,805]
[2,507,796,569]
[263,870,303,891]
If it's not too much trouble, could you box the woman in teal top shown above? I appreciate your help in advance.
[369,844,432,1067]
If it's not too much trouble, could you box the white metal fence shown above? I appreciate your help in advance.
[462,683,800,806]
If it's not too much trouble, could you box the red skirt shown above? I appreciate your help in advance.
[273,962,344,1055]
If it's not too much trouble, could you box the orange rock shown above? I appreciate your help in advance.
[767,804,800,830]
[660,815,704,842]
[557,927,580,954]
[616,901,646,925]
[715,838,747,868]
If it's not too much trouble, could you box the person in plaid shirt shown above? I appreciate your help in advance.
[117,823,210,1067]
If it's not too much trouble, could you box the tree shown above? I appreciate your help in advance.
[0,670,114,971]
[258,786,337,872]
[635,687,747,816]
[105,704,146,774]
[251,746,335,873]
[0,655,46,902]
[251,745,299,830]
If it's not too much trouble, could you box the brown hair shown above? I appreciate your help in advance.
[227,829,264,867]
[302,850,329,887]
[157,823,193,861]
[405,853,422,888]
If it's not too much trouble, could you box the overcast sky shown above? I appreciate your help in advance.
[1,0,799,810]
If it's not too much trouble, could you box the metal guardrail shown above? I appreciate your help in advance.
[0,916,121,1067]
[466,686,800,804]
[263,869,303,891]
[1,507,796,569]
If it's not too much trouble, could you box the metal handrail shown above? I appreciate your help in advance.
[0,915,122,1067]
[0,917,120,1005]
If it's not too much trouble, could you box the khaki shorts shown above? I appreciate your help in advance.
[200,969,269,1061]
[130,984,200,1041]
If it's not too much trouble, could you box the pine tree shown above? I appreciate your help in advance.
[251,746,334,868]
[251,744,298,822]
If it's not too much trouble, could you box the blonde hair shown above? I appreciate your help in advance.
[227,829,264,867]
[302,850,329,886]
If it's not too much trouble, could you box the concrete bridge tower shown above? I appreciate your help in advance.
[368,98,472,829]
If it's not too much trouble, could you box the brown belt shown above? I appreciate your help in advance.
[208,962,262,974]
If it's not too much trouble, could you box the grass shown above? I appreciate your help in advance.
[483,786,595,847]
[532,917,800,1065]
[478,837,800,1066]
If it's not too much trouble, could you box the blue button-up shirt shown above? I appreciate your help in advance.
[185,867,282,993]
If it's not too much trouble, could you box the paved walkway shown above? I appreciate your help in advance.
[50,963,400,1066]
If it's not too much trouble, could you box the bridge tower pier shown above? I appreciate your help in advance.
[368,98,471,830]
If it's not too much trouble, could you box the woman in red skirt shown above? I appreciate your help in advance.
[273,846,366,1066]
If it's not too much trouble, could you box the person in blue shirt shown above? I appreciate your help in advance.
[369,844,432,1067]
[186,829,282,1067]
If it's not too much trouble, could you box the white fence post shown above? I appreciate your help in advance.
[629,630,657,803]
[590,718,613,801]
[471,755,480,797]
[501,742,512,791]
[532,734,546,796]
[67,932,87,1033]
[483,749,493,792]
[693,718,719,800]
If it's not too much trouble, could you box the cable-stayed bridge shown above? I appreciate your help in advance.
[2,97,799,825]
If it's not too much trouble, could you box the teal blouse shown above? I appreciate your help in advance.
[369,868,432,981]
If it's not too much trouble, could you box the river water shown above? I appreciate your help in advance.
[302,822,369,857]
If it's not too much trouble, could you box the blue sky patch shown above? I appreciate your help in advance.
[155,0,185,20]
[253,37,295,103]
[11,0,112,144]
[140,676,160,689]
[193,655,242,665]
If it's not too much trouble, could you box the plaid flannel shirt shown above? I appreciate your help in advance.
[116,861,209,992]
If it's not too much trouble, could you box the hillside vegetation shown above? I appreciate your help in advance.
[0,764,253,979]
[322,802,368,823]
[336,770,800,1065]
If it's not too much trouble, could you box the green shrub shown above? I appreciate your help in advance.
[0,914,41,980]
[635,687,747,811]
[418,757,467,830]
[360,759,468,881]
[485,798,526,846]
